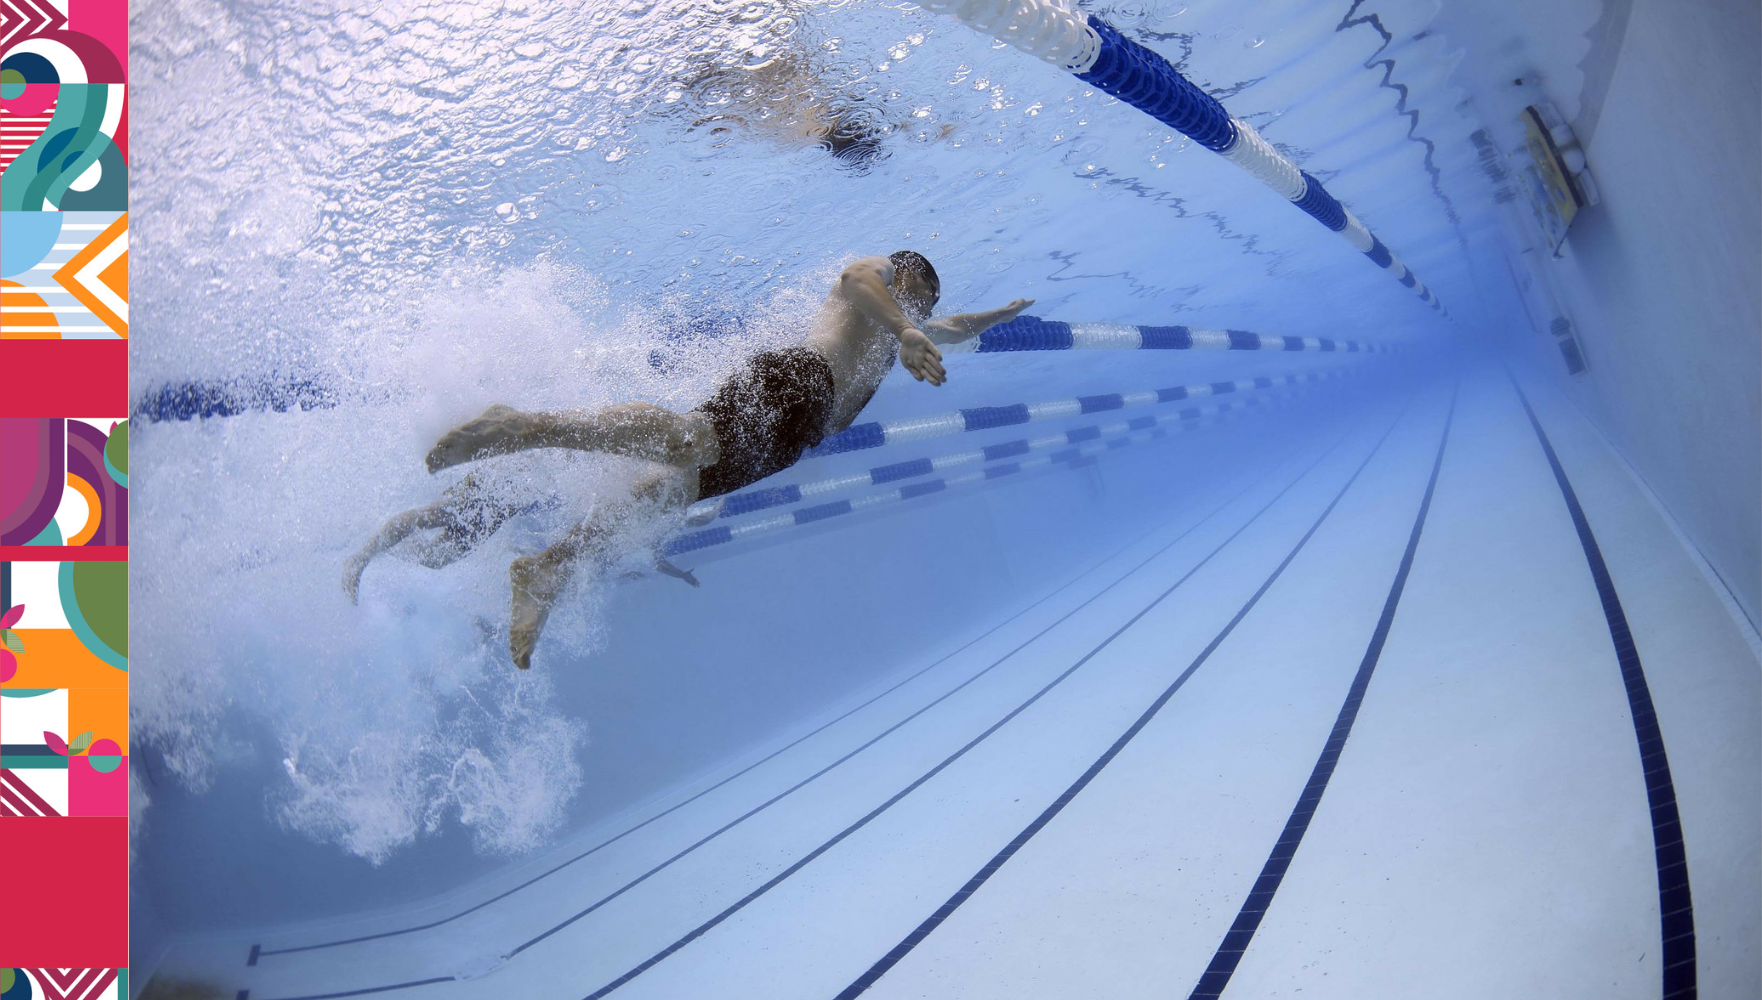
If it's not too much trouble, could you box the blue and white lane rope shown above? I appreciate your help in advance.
[667,399,1240,558]
[687,377,1333,524]
[920,0,1445,313]
[807,369,1346,458]
[940,316,1405,355]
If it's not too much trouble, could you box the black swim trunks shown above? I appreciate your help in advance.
[694,347,836,500]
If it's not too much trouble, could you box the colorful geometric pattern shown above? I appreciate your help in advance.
[0,4,127,976]
[1,968,125,1000]
[48,210,124,335]
[1,0,127,340]
[0,681,122,817]
[0,557,126,681]
[0,211,126,337]
[0,687,69,814]
[0,418,127,548]
[0,575,127,957]
[0,767,61,815]
[0,0,70,49]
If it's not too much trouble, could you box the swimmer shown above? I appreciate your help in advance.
[346,251,1031,669]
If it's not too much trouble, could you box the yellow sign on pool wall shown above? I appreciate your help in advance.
[1519,104,1590,253]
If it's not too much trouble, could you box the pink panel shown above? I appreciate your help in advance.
[67,0,129,81]
[67,755,127,817]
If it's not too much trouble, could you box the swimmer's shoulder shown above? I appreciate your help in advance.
[834,255,896,294]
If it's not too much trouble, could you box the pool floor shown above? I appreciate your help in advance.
[150,363,1761,999]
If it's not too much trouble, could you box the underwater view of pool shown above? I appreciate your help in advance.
[119,0,1758,997]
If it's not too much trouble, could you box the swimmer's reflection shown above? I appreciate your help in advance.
[658,0,951,168]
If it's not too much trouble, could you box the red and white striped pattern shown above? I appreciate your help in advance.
[0,767,62,816]
[19,969,120,1000]
[0,96,58,173]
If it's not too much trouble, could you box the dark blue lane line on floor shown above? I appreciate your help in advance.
[1185,385,1456,999]
[832,400,1419,1000]
[250,462,1298,970]
[244,419,1358,1000]
[578,412,1400,1000]
[1510,376,1697,1000]
[234,977,456,1000]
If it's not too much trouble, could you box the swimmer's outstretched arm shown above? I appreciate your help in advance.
[922,298,1035,345]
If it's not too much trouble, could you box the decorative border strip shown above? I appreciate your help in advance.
[1,2,132,980]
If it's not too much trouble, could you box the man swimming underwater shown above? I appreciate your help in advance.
[345,251,1032,669]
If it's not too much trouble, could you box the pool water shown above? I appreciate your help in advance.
[126,0,1760,997]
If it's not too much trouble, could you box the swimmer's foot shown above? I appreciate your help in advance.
[654,553,700,588]
[684,496,725,528]
[426,404,532,473]
[509,552,567,670]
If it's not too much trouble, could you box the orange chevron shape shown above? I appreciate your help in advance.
[52,212,128,338]
[99,247,127,299]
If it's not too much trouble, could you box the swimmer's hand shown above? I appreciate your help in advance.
[984,298,1034,327]
[684,496,725,528]
[899,328,946,386]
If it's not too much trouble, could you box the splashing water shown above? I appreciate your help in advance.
[127,254,845,862]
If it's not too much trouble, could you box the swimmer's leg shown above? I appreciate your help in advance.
[345,505,446,604]
[343,476,525,602]
[426,402,719,474]
[653,552,700,587]
[508,468,696,669]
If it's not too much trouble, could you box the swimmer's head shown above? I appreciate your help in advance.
[889,250,940,321]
